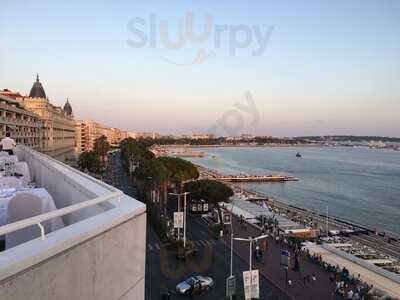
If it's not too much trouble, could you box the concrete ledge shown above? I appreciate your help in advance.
[322,243,400,284]
[0,147,147,300]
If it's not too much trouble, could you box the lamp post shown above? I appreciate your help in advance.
[147,176,153,203]
[326,205,329,238]
[229,201,235,300]
[234,234,268,299]
[169,192,190,249]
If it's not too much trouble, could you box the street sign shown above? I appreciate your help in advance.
[173,212,184,228]
[243,271,251,300]
[251,270,259,299]
[223,212,232,225]
[226,275,236,297]
[243,270,259,299]
[280,249,290,266]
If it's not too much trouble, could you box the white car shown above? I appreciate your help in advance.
[176,275,214,295]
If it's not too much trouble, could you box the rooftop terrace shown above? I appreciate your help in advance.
[0,146,146,300]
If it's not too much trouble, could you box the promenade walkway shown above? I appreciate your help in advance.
[222,215,336,300]
[306,244,400,298]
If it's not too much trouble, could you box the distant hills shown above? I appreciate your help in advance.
[295,136,400,143]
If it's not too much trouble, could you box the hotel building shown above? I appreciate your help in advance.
[75,120,130,154]
[0,92,41,148]
[75,120,109,154]
[1,75,76,161]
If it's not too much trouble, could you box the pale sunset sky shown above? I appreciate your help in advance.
[0,0,399,137]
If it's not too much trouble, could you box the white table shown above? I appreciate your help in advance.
[0,176,23,189]
[0,188,64,230]
[0,155,18,163]
[9,155,18,163]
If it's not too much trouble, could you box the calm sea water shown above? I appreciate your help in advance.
[184,147,400,235]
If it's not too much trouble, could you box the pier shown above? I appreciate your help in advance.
[205,174,299,182]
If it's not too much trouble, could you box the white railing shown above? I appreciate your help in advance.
[0,191,123,239]
[0,146,124,241]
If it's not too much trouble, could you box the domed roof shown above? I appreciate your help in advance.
[63,98,73,116]
[29,74,47,99]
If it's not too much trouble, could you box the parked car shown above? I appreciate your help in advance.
[176,276,214,295]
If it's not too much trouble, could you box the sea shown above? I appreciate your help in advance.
[182,146,400,235]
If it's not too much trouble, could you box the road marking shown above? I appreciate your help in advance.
[155,242,160,250]
[148,244,153,251]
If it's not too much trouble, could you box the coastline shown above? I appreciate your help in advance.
[164,143,332,148]
[195,163,400,240]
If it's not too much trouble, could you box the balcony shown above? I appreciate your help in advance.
[0,116,40,128]
[0,146,146,300]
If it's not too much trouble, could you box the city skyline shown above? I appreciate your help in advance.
[1,0,399,137]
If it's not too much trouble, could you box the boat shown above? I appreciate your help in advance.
[296,152,302,158]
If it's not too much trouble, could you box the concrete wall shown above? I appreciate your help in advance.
[16,147,113,225]
[0,147,146,300]
[0,212,146,300]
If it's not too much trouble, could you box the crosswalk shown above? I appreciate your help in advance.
[195,239,217,246]
[147,239,217,251]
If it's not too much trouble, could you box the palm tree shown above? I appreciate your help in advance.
[93,135,110,163]
[157,157,199,216]
[157,157,199,192]
[133,158,169,219]
[120,138,154,172]
[78,151,102,173]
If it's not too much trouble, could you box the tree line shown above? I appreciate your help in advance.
[122,136,311,147]
[77,135,110,174]
[119,137,233,242]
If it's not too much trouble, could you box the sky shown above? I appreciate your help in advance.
[0,0,399,137]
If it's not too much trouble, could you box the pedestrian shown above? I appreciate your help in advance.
[347,289,353,300]
[312,273,316,283]
[262,239,268,251]
[0,132,16,155]
[256,244,260,255]
[335,281,340,292]
[303,276,307,285]
[353,291,360,300]
[306,274,310,283]
[329,273,335,284]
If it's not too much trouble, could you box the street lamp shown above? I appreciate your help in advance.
[234,234,268,299]
[229,201,235,300]
[169,192,190,249]
[146,176,153,203]
[129,156,135,174]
